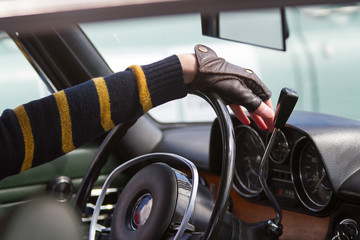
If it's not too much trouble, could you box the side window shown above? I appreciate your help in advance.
[0,32,51,113]
[149,94,216,123]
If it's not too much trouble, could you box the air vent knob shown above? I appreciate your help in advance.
[47,176,74,202]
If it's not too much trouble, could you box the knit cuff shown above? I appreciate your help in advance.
[141,55,188,108]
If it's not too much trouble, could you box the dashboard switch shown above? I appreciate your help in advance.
[334,219,358,240]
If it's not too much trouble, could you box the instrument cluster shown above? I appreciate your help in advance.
[233,123,334,214]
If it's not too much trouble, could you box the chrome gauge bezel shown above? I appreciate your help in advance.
[233,125,265,198]
[266,130,290,164]
[291,137,333,212]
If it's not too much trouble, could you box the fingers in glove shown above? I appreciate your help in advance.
[253,100,275,132]
[230,100,274,131]
[264,99,275,132]
[230,104,250,125]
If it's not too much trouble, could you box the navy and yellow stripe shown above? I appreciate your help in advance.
[64,80,103,149]
[0,109,26,179]
[13,105,34,172]
[128,65,153,113]
[54,90,75,154]
[12,95,63,171]
[93,77,115,131]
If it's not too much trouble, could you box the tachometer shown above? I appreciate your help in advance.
[291,138,333,212]
[233,125,265,198]
[267,130,290,164]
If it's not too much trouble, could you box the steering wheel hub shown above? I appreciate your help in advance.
[130,193,153,230]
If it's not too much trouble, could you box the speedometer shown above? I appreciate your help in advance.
[291,138,333,212]
[233,125,265,198]
[300,142,332,207]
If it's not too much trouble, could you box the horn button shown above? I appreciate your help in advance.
[130,193,153,230]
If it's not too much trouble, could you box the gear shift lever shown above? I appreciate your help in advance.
[259,88,298,237]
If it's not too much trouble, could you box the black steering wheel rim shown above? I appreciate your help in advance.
[73,121,135,211]
[194,91,236,240]
[74,91,236,240]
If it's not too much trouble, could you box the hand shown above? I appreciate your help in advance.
[178,44,274,131]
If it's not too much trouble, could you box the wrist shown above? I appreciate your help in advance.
[177,53,198,85]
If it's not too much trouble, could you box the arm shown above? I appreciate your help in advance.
[0,55,186,180]
[0,45,274,180]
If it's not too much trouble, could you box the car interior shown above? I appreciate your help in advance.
[1,0,360,239]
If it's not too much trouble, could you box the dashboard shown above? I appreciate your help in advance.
[209,110,360,238]
[232,123,334,215]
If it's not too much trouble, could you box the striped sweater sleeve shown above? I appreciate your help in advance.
[0,55,187,180]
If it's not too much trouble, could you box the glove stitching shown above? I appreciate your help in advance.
[207,77,247,90]
[199,71,266,93]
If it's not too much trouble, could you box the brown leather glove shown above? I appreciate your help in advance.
[188,44,272,113]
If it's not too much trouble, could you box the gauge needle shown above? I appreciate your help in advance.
[312,174,325,194]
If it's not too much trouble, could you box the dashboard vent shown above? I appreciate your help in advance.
[82,188,118,223]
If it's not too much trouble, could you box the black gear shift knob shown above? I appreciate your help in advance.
[273,88,298,129]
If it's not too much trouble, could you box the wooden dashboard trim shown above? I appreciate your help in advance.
[202,173,329,240]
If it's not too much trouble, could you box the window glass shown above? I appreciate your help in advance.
[0,32,51,113]
[81,6,360,122]
[81,14,274,123]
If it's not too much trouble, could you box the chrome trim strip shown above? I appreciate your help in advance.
[90,188,118,197]
[10,34,57,94]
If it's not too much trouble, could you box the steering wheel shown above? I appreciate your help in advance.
[74,91,236,240]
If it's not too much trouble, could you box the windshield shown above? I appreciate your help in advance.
[81,4,360,123]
